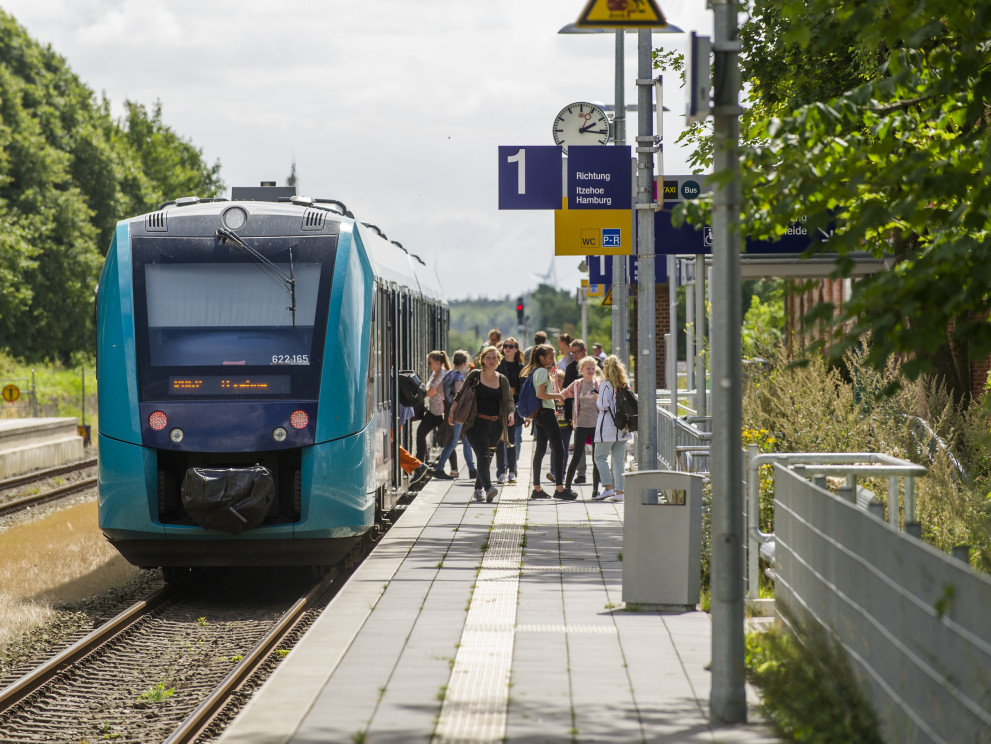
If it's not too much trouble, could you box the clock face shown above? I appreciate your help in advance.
[552,102,611,154]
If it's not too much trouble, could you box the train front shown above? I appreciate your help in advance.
[96,199,376,567]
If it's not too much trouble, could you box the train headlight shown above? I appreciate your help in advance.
[273,427,288,442]
[222,206,247,230]
[289,410,309,429]
[169,428,184,443]
[148,411,168,431]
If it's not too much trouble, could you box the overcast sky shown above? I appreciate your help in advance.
[2,0,713,300]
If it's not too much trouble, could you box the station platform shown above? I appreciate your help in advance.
[0,417,84,479]
[219,440,778,743]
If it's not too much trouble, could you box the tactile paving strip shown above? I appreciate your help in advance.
[434,486,526,743]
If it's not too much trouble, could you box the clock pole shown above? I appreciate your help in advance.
[634,28,657,473]
[612,30,627,366]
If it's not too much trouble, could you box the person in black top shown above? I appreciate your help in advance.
[495,337,524,484]
[453,345,515,503]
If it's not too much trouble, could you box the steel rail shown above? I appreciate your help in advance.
[163,571,338,744]
[0,457,97,492]
[0,476,98,518]
[0,585,174,713]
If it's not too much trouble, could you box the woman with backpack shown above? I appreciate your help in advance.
[560,355,602,498]
[431,350,477,480]
[592,355,632,502]
[521,344,571,500]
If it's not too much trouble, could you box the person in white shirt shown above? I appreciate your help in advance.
[592,355,632,502]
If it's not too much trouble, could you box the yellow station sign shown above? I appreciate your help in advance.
[554,198,632,256]
[575,0,668,28]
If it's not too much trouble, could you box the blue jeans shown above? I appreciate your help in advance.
[495,419,523,476]
[593,440,627,492]
[435,422,475,471]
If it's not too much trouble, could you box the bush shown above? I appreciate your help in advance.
[742,340,991,572]
[746,608,884,743]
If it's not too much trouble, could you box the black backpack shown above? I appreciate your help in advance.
[612,385,639,432]
[397,370,426,409]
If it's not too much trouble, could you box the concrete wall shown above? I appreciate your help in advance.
[0,418,84,478]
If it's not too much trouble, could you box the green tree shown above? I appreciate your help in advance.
[0,10,223,362]
[679,0,991,402]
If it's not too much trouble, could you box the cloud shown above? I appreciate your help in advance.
[3,0,713,301]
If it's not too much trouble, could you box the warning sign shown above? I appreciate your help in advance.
[576,0,668,28]
[2,384,20,403]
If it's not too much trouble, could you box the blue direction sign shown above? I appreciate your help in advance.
[498,146,562,209]
[653,206,834,256]
[567,146,631,209]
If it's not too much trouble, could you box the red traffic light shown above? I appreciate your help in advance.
[516,303,523,312]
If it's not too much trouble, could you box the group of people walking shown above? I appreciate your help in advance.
[409,327,630,505]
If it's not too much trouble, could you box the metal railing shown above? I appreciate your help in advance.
[744,445,927,599]
[656,403,710,470]
[771,463,991,744]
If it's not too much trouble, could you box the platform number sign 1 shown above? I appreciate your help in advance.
[498,146,562,210]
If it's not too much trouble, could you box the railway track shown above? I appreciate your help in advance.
[0,457,98,519]
[0,568,341,743]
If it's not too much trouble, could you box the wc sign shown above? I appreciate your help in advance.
[580,227,622,250]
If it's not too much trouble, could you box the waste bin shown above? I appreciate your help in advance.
[622,470,704,610]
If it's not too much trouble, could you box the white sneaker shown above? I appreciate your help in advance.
[593,488,614,501]
[508,472,517,483]
[609,492,624,502]
[473,489,485,502]
[497,472,507,485]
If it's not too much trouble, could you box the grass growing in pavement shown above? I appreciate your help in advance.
[745,614,883,744]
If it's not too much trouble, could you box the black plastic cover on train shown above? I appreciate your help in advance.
[180,466,275,534]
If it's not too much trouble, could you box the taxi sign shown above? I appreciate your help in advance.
[576,0,668,28]
[2,384,20,403]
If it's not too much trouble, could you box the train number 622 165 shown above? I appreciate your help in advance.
[271,354,309,365]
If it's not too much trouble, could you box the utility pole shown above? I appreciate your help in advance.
[709,0,746,726]
[612,29,628,362]
[634,28,657,471]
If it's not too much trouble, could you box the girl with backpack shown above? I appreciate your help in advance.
[592,355,632,502]
[431,350,477,480]
[521,344,570,500]
[560,355,603,498]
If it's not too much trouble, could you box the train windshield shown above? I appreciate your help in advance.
[132,235,336,400]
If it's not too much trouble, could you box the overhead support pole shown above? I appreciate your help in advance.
[635,29,657,472]
[612,29,628,363]
[709,0,746,726]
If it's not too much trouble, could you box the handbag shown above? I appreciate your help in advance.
[450,372,479,425]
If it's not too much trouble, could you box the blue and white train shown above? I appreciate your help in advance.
[96,187,446,570]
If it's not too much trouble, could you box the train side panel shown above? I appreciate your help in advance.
[304,221,377,535]
[97,223,141,443]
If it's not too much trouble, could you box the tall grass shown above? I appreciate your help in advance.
[743,341,991,572]
[0,500,139,647]
[746,606,884,743]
